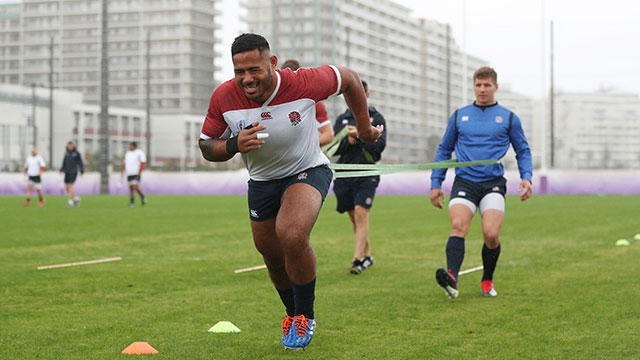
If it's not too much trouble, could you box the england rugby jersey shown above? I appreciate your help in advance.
[201,66,341,181]
[315,102,330,128]
[124,149,147,176]
[25,155,46,176]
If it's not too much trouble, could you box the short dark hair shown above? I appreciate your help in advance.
[473,66,498,84]
[231,33,270,56]
[361,80,368,94]
[130,142,137,148]
[280,59,301,71]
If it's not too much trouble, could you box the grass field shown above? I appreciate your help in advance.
[1,194,639,359]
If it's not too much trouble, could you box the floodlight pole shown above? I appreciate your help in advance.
[446,24,451,118]
[31,83,37,147]
[461,0,468,104]
[146,31,151,165]
[549,20,555,168]
[48,36,54,166]
[99,0,110,194]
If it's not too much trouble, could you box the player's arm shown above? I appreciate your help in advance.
[318,123,334,146]
[138,162,145,177]
[508,114,533,202]
[77,152,84,175]
[199,121,267,162]
[336,66,382,143]
[359,112,387,159]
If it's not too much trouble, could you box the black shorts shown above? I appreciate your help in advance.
[64,172,78,184]
[127,175,140,185]
[28,175,41,184]
[247,165,333,222]
[333,176,380,213]
[450,176,507,207]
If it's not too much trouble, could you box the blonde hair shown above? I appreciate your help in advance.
[473,66,498,84]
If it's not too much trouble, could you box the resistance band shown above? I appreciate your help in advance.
[329,159,499,178]
[322,126,349,157]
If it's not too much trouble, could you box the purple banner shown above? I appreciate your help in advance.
[1,169,639,195]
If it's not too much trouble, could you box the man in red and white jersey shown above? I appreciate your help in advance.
[199,33,383,350]
[280,59,334,146]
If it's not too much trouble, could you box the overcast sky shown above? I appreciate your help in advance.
[4,0,636,98]
[393,0,640,98]
[218,0,640,98]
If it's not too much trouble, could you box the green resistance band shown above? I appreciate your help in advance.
[329,159,500,178]
[322,127,349,157]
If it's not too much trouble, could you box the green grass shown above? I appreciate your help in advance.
[1,194,639,359]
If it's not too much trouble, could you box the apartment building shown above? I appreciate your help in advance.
[0,0,220,115]
[245,0,485,163]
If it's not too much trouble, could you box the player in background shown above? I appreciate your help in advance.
[280,59,335,146]
[24,148,46,207]
[332,80,387,274]
[430,66,532,298]
[122,142,147,207]
[198,33,383,350]
[60,141,84,207]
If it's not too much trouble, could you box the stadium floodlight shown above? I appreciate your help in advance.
[99,0,110,194]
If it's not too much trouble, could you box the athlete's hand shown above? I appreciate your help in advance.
[430,188,445,209]
[519,179,532,202]
[358,124,384,143]
[238,121,267,153]
[346,125,358,144]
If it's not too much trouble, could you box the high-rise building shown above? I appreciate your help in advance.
[498,87,537,169]
[0,83,146,171]
[245,0,485,163]
[0,0,220,115]
[543,89,640,169]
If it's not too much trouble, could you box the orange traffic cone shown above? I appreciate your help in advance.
[121,341,159,354]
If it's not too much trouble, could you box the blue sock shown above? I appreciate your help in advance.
[276,287,295,317]
[291,277,315,319]
[446,236,465,281]
[482,244,501,281]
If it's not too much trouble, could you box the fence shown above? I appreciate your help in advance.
[1,170,639,195]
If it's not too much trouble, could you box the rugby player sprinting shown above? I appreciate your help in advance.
[198,33,383,350]
[430,67,532,298]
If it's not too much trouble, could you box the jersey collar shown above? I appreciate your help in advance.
[473,101,499,112]
[261,71,281,108]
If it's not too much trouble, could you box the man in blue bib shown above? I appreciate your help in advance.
[430,67,533,298]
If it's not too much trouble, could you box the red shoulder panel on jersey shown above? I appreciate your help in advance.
[272,66,340,106]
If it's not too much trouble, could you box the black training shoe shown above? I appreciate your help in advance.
[435,268,459,299]
[360,256,374,270]
[350,259,363,274]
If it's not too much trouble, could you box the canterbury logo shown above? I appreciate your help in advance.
[261,112,272,120]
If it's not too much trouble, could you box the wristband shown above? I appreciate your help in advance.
[226,136,239,155]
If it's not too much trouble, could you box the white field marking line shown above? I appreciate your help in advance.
[233,264,267,274]
[36,257,122,270]
[459,265,484,275]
